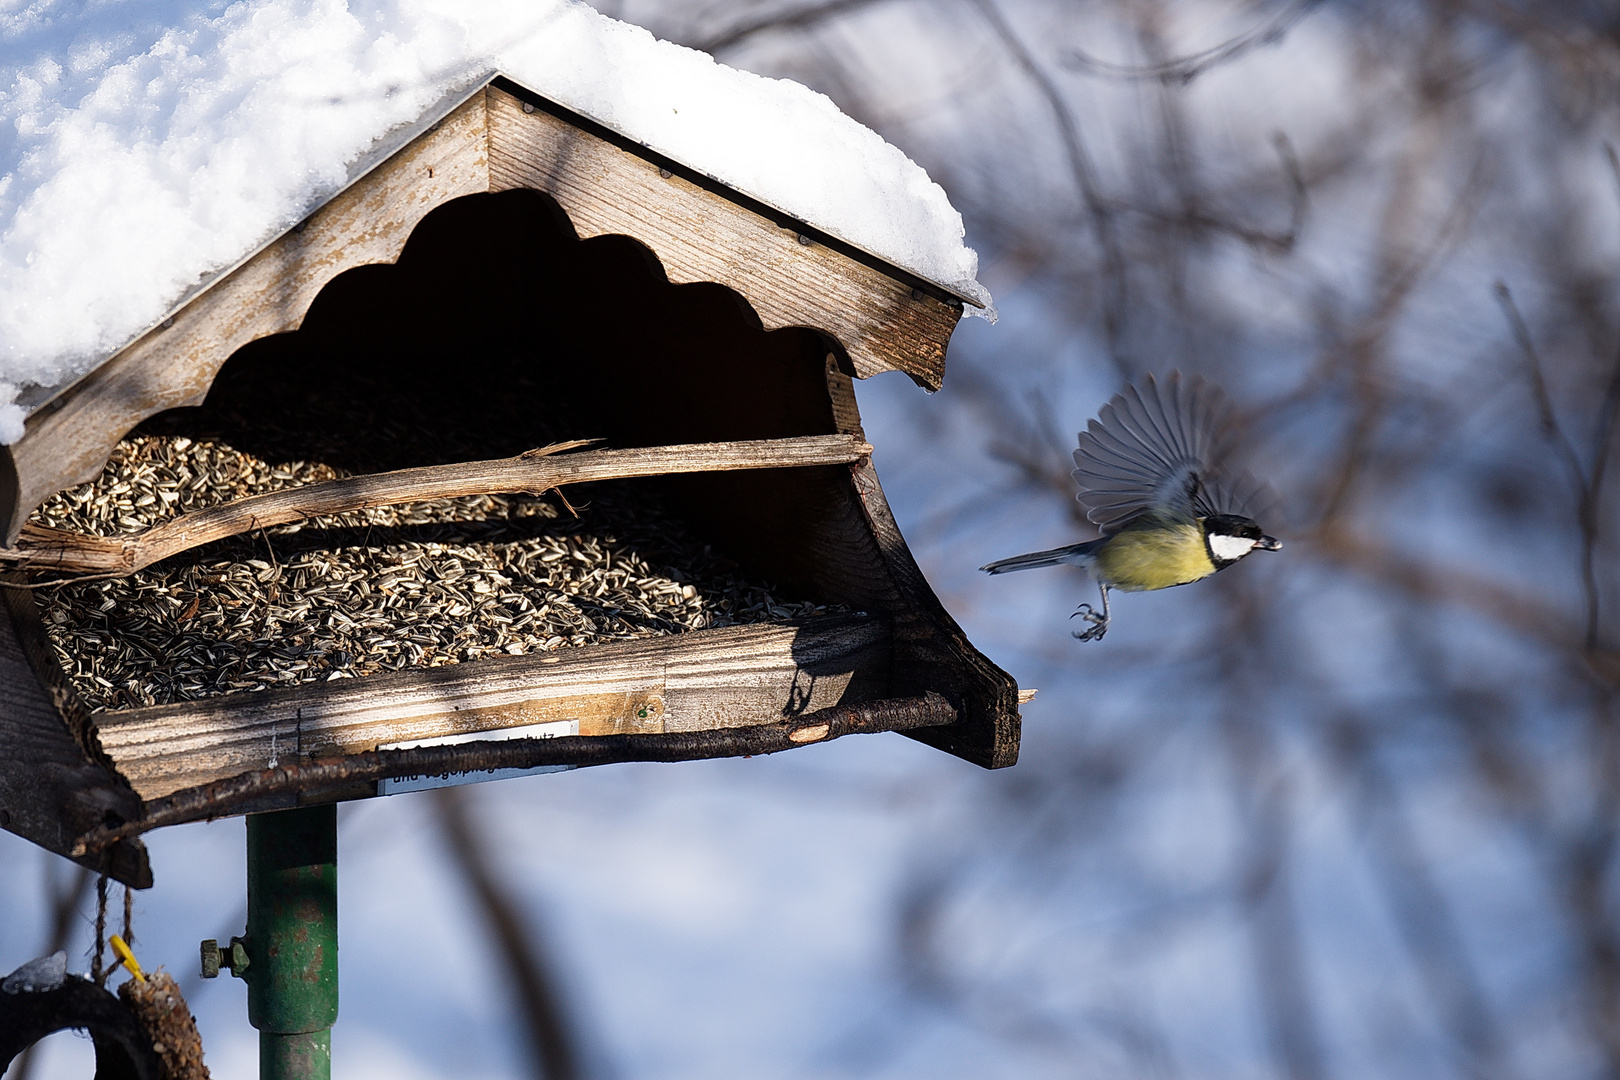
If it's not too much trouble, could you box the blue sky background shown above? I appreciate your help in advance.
[7,1,1620,1077]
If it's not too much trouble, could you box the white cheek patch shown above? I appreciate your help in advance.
[1209,533,1258,563]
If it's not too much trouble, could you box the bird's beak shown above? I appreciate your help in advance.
[1257,536,1282,551]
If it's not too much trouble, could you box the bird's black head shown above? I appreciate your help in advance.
[1203,514,1282,567]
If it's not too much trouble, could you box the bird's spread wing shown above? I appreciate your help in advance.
[1072,372,1271,531]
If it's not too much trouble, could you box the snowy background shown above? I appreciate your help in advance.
[7,1,1620,1078]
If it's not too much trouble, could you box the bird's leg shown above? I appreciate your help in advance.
[1070,584,1111,641]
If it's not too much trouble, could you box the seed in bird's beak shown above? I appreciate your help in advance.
[1257,536,1282,551]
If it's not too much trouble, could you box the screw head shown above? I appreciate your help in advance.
[522,102,535,114]
[797,234,812,246]
[200,939,221,979]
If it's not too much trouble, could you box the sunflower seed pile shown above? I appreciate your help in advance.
[32,435,833,712]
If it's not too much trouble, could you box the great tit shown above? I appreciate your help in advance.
[981,371,1280,640]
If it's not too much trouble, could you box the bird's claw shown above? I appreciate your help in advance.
[1069,603,1109,642]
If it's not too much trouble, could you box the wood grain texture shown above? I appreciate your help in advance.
[484,84,962,389]
[676,357,1019,767]
[817,358,1019,766]
[848,459,1021,768]
[4,434,871,577]
[77,693,952,851]
[94,612,890,801]
[0,580,151,886]
[0,92,493,547]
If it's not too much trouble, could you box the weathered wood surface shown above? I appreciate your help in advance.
[847,458,1021,768]
[750,356,1017,768]
[0,91,493,547]
[77,692,952,853]
[0,580,151,886]
[485,84,962,388]
[0,76,969,547]
[93,613,890,801]
[3,434,872,578]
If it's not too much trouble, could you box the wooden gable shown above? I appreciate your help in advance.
[0,77,969,548]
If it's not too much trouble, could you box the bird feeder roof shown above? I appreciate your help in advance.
[0,3,993,438]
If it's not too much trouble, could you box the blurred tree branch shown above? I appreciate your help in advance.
[597,1,1620,1073]
[434,787,586,1080]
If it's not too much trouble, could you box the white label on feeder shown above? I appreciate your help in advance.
[376,719,580,795]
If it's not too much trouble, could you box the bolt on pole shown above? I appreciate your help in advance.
[246,805,338,1080]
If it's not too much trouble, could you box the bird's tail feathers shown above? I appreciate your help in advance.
[980,539,1102,575]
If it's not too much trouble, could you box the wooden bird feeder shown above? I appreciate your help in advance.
[0,75,1021,890]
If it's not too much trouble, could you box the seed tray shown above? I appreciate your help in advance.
[32,435,835,711]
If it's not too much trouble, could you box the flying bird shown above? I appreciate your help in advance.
[981,372,1280,640]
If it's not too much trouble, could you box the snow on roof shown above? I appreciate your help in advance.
[0,0,993,444]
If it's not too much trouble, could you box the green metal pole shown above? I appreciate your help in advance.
[246,805,338,1080]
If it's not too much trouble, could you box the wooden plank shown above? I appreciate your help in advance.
[484,84,962,389]
[847,460,1021,768]
[0,581,151,885]
[76,693,953,850]
[0,91,492,547]
[735,355,1016,767]
[93,612,890,801]
[5,434,872,577]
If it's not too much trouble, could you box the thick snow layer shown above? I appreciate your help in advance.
[0,0,991,444]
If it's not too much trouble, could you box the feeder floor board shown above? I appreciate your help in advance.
[91,611,889,802]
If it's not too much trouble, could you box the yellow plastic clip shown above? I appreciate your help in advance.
[109,935,145,983]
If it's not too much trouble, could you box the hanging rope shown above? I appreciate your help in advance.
[122,884,134,949]
[90,875,109,987]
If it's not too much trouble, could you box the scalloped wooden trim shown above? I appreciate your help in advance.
[1,80,961,546]
[1,90,493,547]
[485,83,960,385]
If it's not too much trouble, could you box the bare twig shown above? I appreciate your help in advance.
[692,0,891,53]
[1063,0,1325,83]
[968,0,1132,377]
[1495,281,1611,651]
[1493,282,1587,487]
[9,862,95,1080]
[1335,717,1518,1080]
[1310,528,1620,684]
[1222,705,1325,1080]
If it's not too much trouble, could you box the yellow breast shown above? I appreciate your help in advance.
[1092,522,1216,592]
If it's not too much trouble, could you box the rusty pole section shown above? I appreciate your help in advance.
[246,805,338,1080]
